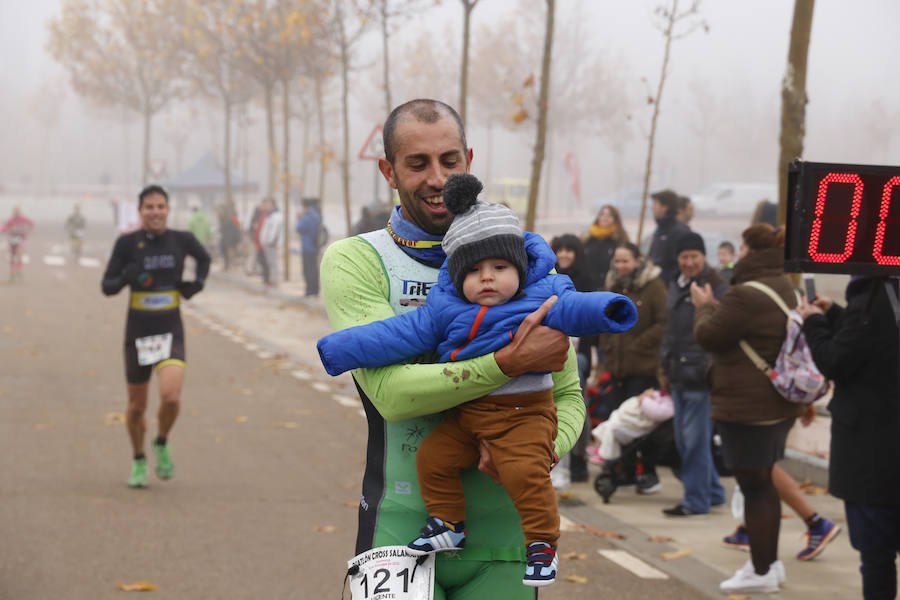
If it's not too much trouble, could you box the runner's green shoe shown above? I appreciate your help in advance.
[153,441,174,480]
[128,458,148,488]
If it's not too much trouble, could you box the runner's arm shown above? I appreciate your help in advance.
[550,343,586,457]
[184,232,211,282]
[101,236,135,296]
[320,237,512,421]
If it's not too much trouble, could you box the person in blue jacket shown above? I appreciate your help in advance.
[318,173,637,587]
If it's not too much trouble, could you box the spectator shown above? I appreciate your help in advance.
[296,197,323,297]
[799,276,900,599]
[187,205,212,248]
[693,224,804,595]
[676,195,694,225]
[648,189,691,284]
[660,232,728,515]
[598,242,667,492]
[751,199,777,227]
[583,205,629,292]
[216,204,241,271]
[251,198,269,284]
[259,197,283,288]
[551,233,594,483]
[718,240,736,283]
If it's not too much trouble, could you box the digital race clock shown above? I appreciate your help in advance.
[785,160,900,275]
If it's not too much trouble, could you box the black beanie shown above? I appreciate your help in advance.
[676,231,706,256]
[442,174,528,299]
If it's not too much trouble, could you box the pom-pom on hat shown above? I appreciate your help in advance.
[442,173,528,300]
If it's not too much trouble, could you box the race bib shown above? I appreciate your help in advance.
[135,333,173,366]
[347,546,434,600]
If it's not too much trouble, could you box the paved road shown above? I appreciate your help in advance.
[1,230,707,599]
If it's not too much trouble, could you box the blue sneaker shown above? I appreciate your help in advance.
[723,525,750,551]
[797,518,841,561]
[523,542,558,587]
[407,517,466,556]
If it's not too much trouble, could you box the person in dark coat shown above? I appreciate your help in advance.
[693,224,804,595]
[583,205,629,291]
[648,189,692,284]
[551,233,594,483]
[799,276,900,600]
[295,197,323,296]
[660,232,728,515]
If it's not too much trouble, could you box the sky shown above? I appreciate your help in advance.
[1,0,898,221]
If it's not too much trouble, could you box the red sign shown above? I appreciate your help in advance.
[359,125,384,161]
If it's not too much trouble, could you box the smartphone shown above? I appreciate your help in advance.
[803,273,816,301]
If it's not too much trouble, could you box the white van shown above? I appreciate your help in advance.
[691,183,777,219]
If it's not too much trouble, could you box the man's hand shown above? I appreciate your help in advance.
[478,439,501,484]
[177,280,204,299]
[690,281,715,308]
[121,262,141,285]
[494,296,569,377]
[812,294,833,313]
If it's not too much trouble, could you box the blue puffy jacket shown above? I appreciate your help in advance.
[317,232,638,376]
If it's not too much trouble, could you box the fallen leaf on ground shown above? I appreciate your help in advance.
[661,548,692,560]
[578,524,626,540]
[84,369,97,377]
[648,535,674,543]
[234,416,248,423]
[557,490,575,499]
[564,574,588,584]
[781,513,793,519]
[801,485,827,495]
[2,325,13,333]
[105,413,126,426]
[314,525,337,533]
[289,409,316,416]
[343,501,359,508]
[33,423,56,431]
[727,595,749,600]
[239,388,254,396]
[118,581,157,591]
[275,421,298,429]
[561,552,588,560]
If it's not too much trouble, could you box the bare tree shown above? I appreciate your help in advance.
[776,0,815,226]
[635,0,707,245]
[524,0,555,232]
[47,0,187,184]
[458,0,480,125]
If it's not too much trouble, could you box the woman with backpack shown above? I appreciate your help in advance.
[691,224,805,595]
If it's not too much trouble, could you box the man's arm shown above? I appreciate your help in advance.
[321,237,512,421]
[101,235,135,296]
[550,343,587,457]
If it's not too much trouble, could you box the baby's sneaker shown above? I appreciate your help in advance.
[523,542,558,587]
[407,517,466,555]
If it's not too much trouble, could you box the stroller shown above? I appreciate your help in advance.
[592,418,681,503]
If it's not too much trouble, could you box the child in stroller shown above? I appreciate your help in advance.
[589,388,681,503]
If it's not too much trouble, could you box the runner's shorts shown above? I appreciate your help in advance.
[123,314,186,384]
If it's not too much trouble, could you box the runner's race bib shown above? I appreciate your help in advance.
[347,546,434,600]
[135,333,173,366]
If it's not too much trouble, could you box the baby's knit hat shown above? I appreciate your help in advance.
[442,173,528,299]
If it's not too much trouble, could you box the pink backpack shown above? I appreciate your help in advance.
[738,281,830,405]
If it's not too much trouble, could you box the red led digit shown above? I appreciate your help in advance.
[873,176,900,265]
[808,172,864,263]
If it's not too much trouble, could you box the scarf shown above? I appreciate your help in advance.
[589,224,617,240]
[387,205,446,268]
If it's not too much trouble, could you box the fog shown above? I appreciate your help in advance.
[1,0,898,229]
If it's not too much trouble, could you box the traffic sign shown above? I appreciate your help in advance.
[359,124,384,161]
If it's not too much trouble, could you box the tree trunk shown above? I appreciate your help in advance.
[315,73,327,210]
[142,108,152,184]
[636,0,677,246]
[458,0,477,126]
[777,0,815,226]
[338,4,352,237]
[300,108,311,197]
[282,78,291,282]
[265,83,277,196]
[381,0,392,113]
[223,97,233,209]
[525,0,554,232]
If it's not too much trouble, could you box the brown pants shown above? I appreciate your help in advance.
[417,390,559,547]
